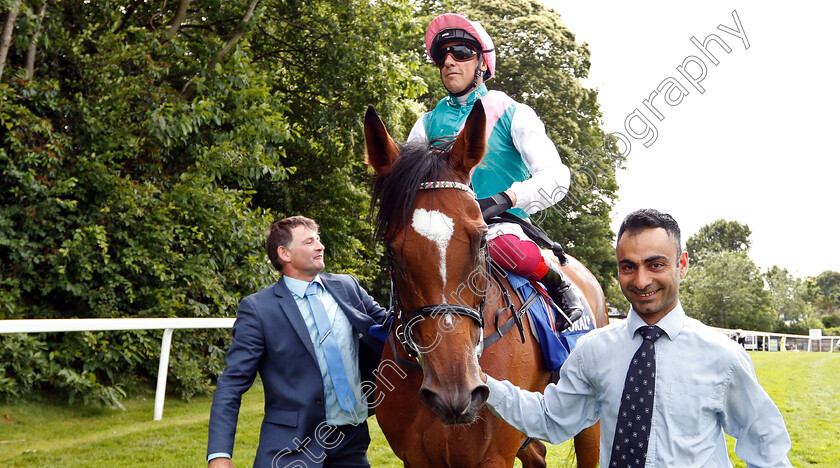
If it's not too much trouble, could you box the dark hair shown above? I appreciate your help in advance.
[266,216,319,272]
[617,209,682,257]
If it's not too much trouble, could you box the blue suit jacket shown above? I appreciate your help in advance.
[207,273,388,467]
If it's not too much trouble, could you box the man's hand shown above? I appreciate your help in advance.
[477,191,515,220]
[209,457,233,468]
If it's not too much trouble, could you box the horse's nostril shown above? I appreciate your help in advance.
[420,383,488,425]
[471,384,489,407]
[419,387,441,410]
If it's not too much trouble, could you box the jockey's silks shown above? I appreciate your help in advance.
[421,84,529,218]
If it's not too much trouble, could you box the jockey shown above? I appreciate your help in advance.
[408,13,584,333]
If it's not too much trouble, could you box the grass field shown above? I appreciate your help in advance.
[1,352,837,467]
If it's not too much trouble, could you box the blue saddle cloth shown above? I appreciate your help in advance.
[506,273,595,372]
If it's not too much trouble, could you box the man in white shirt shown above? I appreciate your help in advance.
[483,208,792,467]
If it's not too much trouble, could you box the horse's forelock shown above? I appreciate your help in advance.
[371,138,456,241]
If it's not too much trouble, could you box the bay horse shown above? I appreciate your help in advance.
[364,101,608,468]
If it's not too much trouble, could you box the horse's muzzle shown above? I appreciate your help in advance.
[419,382,490,425]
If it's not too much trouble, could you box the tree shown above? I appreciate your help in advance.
[822,314,840,328]
[681,251,774,331]
[245,0,426,289]
[0,0,22,80]
[813,270,840,312]
[0,0,422,407]
[686,219,751,265]
[765,266,814,328]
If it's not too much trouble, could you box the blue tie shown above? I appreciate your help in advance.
[305,282,356,413]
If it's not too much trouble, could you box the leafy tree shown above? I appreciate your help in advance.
[413,0,625,300]
[774,317,824,336]
[686,219,751,265]
[813,270,840,312]
[765,266,814,328]
[821,314,840,329]
[681,251,774,331]
[0,0,421,407]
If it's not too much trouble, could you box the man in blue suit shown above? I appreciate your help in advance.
[208,216,388,468]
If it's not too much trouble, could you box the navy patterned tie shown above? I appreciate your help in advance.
[610,325,664,467]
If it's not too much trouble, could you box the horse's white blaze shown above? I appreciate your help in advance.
[411,208,454,298]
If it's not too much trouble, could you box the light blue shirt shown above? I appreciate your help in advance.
[485,303,793,467]
[283,275,368,426]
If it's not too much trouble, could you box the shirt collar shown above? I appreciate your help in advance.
[448,83,488,107]
[283,274,323,299]
[626,301,685,341]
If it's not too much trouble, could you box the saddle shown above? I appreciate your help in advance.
[506,272,570,371]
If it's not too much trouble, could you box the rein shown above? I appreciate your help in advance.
[386,180,529,370]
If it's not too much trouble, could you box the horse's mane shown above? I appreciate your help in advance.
[370,138,456,241]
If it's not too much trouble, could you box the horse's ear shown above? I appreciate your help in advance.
[451,100,486,175]
[364,105,400,175]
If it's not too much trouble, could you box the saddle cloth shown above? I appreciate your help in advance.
[506,273,595,372]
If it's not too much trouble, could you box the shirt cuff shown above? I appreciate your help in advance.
[485,376,509,410]
[207,452,231,462]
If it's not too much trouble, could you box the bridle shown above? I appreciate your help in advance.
[386,180,490,363]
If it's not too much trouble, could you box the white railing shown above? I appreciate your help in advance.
[709,326,840,352]
[609,318,839,352]
[0,318,235,420]
[2,318,837,420]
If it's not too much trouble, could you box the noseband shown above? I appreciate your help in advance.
[387,180,490,361]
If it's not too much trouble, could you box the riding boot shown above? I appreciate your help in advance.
[540,267,584,335]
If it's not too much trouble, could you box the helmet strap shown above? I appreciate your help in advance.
[447,53,484,98]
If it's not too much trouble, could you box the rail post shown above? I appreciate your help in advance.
[154,328,175,421]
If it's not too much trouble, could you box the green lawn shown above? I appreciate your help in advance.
[1,352,837,467]
[727,352,839,466]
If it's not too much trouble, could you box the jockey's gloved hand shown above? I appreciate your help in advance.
[477,191,513,221]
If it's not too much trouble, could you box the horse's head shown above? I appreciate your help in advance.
[365,103,490,425]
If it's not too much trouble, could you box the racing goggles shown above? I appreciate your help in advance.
[432,43,479,67]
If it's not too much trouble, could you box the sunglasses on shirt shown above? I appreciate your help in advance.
[432,44,479,67]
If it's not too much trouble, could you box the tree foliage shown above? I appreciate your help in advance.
[813,270,840,312]
[822,314,840,329]
[682,220,837,334]
[765,266,814,330]
[0,0,422,407]
[681,251,775,331]
[685,219,751,266]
